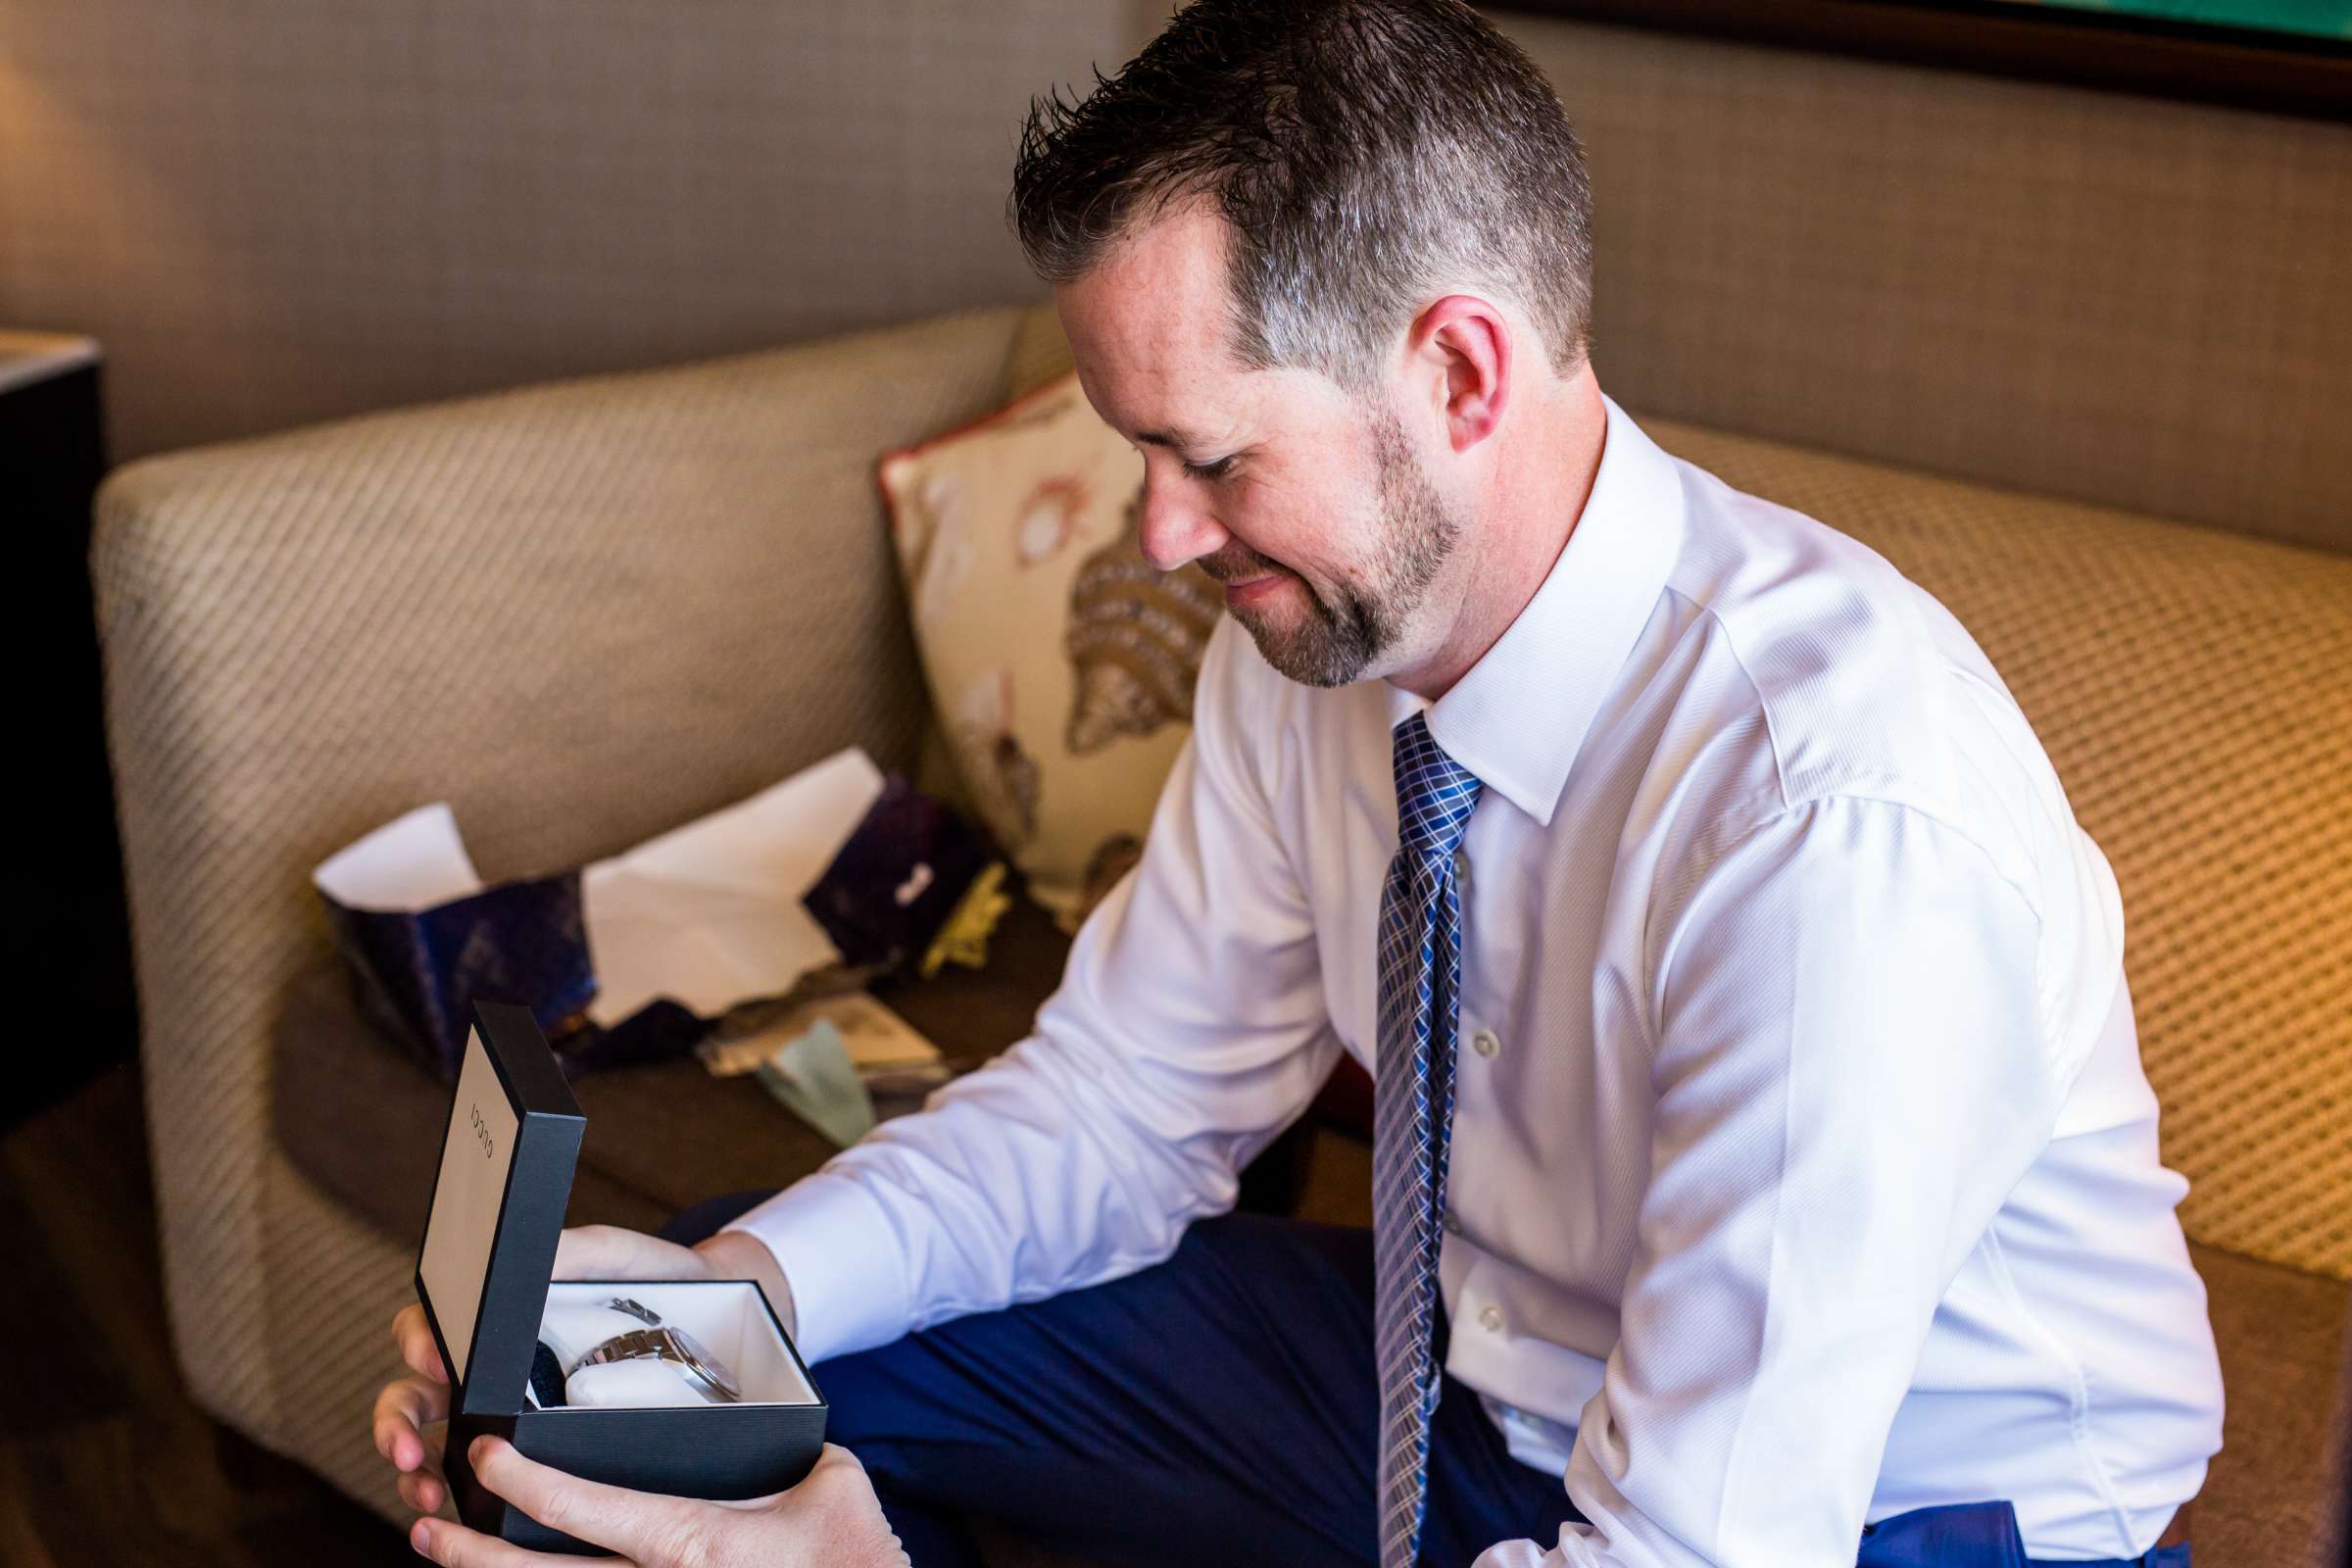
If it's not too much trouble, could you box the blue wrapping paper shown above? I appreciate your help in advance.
[322,869,598,1082]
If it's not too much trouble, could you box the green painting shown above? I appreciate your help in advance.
[1988,0,2352,41]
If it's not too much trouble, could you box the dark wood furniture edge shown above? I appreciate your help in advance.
[1486,1,2352,122]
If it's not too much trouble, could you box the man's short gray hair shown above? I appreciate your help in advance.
[1008,0,1595,405]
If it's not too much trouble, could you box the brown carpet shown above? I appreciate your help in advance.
[0,1062,415,1567]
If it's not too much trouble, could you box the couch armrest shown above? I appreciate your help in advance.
[91,300,1029,1436]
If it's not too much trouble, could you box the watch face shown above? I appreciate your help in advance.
[663,1326,742,1402]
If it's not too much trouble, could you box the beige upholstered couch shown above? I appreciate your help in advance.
[94,296,2349,1562]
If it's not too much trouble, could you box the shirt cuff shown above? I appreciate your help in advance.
[717,1171,910,1365]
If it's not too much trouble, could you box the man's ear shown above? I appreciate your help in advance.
[1408,293,1509,457]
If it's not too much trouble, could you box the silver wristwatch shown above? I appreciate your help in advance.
[576,1324,743,1403]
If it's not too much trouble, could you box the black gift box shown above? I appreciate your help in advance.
[415,1001,826,1554]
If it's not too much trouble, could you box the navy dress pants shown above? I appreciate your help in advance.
[661,1198,2188,1568]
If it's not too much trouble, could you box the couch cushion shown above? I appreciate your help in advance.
[272,891,1075,1243]
[2185,1243,2351,1566]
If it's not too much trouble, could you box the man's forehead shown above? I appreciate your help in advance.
[1066,322,1249,450]
[1055,203,1259,443]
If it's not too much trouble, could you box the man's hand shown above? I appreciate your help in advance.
[371,1224,799,1519]
[409,1437,906,1568]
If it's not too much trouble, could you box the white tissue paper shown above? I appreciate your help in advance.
[578,749,883,1025]
[313,802,484,911]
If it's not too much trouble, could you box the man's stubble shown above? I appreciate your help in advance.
[1222,400,1464,689]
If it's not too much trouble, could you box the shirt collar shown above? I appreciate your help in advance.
[1383,392,1686,826]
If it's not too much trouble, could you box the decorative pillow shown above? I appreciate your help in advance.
[877,368,1220,928]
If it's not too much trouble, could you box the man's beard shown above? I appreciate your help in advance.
[1203,402,1461,688]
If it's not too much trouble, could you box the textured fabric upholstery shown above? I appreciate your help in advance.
[2191,1245,2350,1565]
[0,0,1167,464]
[1492,11,2352,556]
[92,301,1033,1515]
[11,7,2342,552]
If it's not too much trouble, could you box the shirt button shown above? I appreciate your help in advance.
[1442,1208,1463,1236]
[1470,1029,1500,1059]
[1478,1304,1504,1334]
[1452,847,1471,883]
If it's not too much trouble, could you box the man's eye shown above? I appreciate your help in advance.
[1184,456,1237,481]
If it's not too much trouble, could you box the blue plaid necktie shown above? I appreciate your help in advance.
[1374,713,1484,1568]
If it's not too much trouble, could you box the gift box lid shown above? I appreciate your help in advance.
[415,1000,585,1416]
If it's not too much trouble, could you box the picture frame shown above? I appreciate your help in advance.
[1491,1,2352,121]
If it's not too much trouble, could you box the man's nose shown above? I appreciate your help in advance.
[1136,473,1229,573]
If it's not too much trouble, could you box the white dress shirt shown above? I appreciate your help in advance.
[727,393,2224,1566]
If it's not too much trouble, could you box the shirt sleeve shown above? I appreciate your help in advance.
[1475,795,2066,1568]
[721,623,1342,1364]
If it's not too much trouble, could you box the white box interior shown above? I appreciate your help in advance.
[539,1281,817,1407]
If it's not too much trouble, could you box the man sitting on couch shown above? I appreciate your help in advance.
[373,2,2223,1564]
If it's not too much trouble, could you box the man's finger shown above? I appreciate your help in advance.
[468,1434,694,1562]
[397,1469,447,1516]
[372,1376,450,1470]
[410,1515,629,1568]
[397,1303,450,1383]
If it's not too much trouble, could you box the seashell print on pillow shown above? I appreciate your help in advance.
[1064,485,1221,755]
[1014,473,1091,566]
